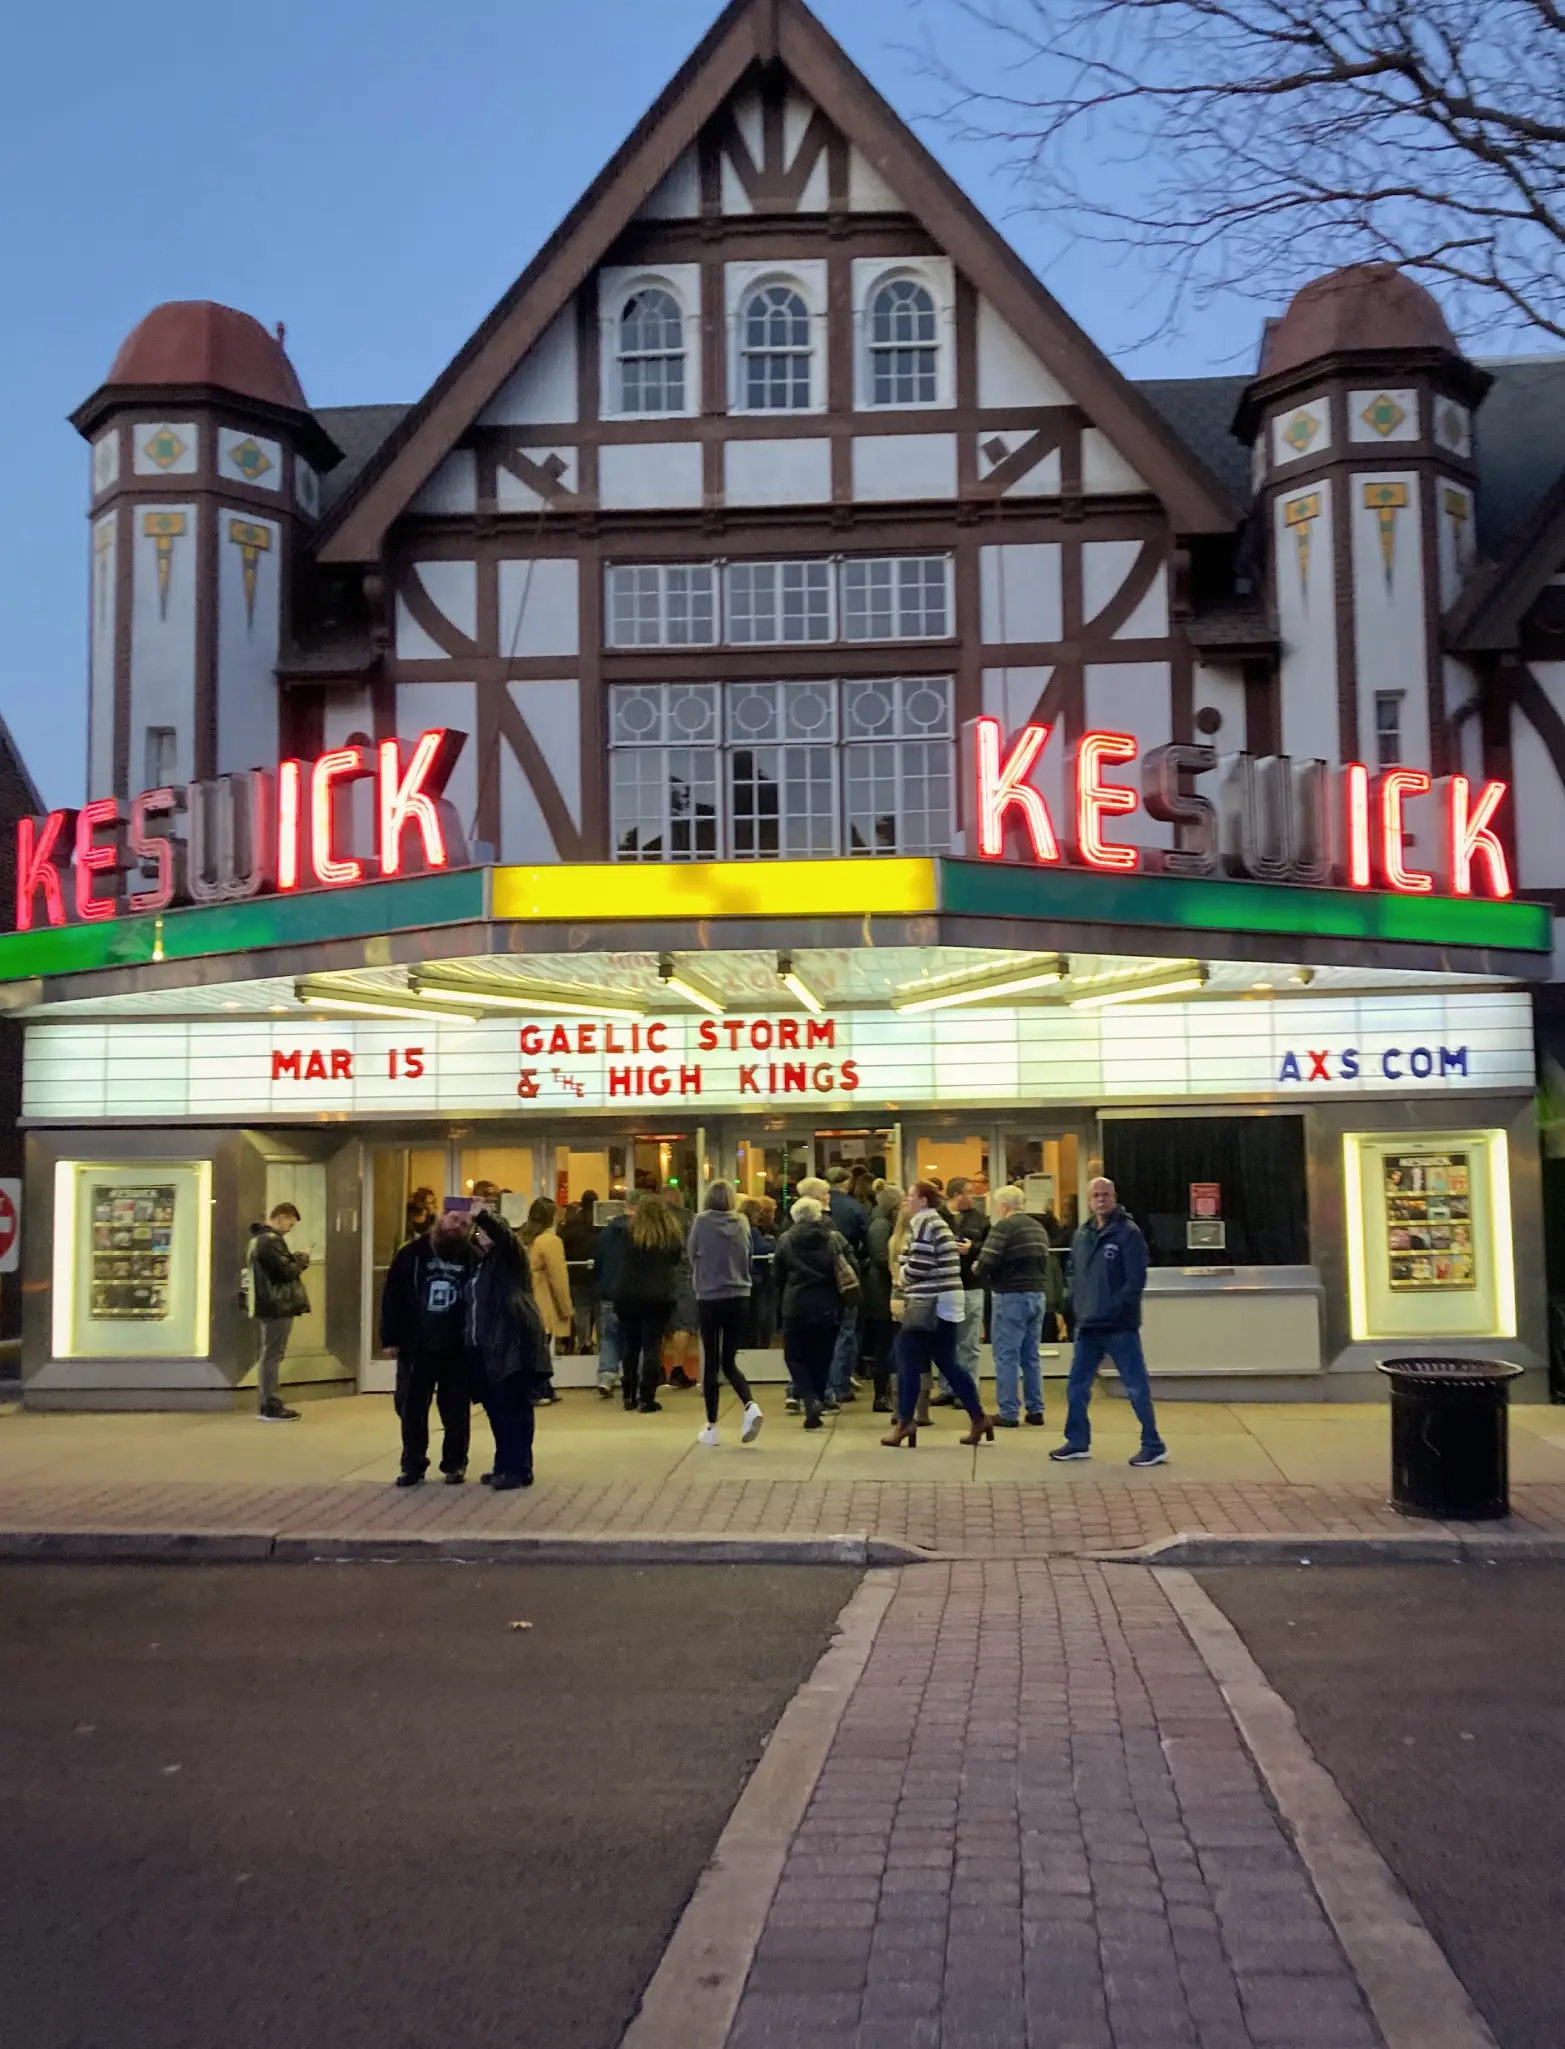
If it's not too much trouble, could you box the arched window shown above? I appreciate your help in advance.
[869,277,938,405]
[742,283,812,410]
[618,286,686,414]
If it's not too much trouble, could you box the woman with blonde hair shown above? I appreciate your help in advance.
[521,1196,571,1404]
[613,1193,685,1414]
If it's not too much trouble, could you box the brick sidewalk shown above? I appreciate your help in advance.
[725,1561,1380,2048]
[2,1474,1565,1556]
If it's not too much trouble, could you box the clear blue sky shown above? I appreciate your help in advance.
[0,0,1269,806]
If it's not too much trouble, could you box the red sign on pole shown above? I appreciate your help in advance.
[0,1179,20,1273]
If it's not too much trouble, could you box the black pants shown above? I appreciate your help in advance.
[616,1299,671,1408]
[863,1316,896,1402]
[784,1317,838,1407]
[480,1370,536,1480]
[699,1298,754,1425]
[395,1350,471,1476]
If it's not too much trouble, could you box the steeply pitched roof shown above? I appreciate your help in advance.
[311,0,1237,562]
[315,404,411,513]
[1137,376,1252,510]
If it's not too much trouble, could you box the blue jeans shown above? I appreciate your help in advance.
[829,1302,859,1396]
[596,1304,623,1389]
[1065,1327,1165,1454]
[897,1315,981,1424]
[991,1291,1043,1422]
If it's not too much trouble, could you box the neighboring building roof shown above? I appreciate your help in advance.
[315,404,412,510]
[103,301,311,412]
[1137,375,1253,510]
[1260,264,1459,379]
[1469,357,1565,555]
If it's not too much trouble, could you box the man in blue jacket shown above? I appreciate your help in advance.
[1050,1177,1167,1468]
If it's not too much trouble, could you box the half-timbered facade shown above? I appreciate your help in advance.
[18,0,1565,1407]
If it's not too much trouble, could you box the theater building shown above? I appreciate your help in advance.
[9,0,1565,1407]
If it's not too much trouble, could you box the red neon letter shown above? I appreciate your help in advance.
[277,760,303,892]
[74,798,125,922]
[1447,776,1511,898]
[967,717,1059,862]
[378,730,463,876]
[127,787,181,914]
[1073,731,1140,872]
[311,746,370,886]
[15,810,73,931]
[1379,769,1433,893]
[1343,763,1372,888]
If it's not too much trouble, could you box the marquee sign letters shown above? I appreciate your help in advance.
[963,718,1513,899]
[15,729,469,930]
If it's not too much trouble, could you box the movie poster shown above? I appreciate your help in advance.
[1382,1153,1475,1292]
[88,1183,176,1321]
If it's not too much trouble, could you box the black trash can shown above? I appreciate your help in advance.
[1376,1357,1525,1521]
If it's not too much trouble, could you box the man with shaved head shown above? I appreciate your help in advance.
[1050,1176,1167,1468]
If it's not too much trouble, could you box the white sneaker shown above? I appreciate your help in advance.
[741,1401,764,1444]
[697,1423,721,1447]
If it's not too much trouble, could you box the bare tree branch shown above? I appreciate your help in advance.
[917,0,1565,343]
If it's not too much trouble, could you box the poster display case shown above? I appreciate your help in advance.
[1344,1131,1514,1342]
[51,1159,213,1359]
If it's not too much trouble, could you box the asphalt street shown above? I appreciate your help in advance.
[0,1561,858,2049]
[1197,1562,1565,2049]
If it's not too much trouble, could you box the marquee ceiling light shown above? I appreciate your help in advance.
[295,979,485,1023]
[1068,968,1209,1011]
[777,953,826,1015]
[891,954,1068,1014]
[658,954,725,1015]
[1065,958,1199,990]
[410,970,646,1019]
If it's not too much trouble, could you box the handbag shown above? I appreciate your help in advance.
[902,1295,938,1331]
[833,1239,861,1298]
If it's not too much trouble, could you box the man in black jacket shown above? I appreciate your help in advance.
[248,1204,311,1422]
[974,1187,1049,1427]
[380,1207,476,1485]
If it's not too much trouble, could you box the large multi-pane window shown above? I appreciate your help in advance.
[841,557,949,640]
[610,678,954,862]
[868,278,939,405]
[742,284,813,410]
[618,287,686,415]
[727,561,835,644]
[605,564,718,647]
[604,555,952,647]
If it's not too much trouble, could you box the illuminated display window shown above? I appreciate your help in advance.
[1342,1129,1515,1342]
[51,1158,213,1361]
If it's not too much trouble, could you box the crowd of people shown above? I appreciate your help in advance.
[253,1165,1167,1478]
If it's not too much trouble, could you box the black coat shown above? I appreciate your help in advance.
[862,1210,896,1321]
[468,1212,550,1385]
[828,1188,869,1253]
[380,1233,474,1357]
[774,1220,846,1325]
[249,1225,309,1319]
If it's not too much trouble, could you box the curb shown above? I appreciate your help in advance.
[0,1527,930,1568]
[618,1569,899,2049]
[1157,1567,1499,2049]
[1095,1528,1565,1566]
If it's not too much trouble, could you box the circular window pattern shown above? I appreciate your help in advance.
[669,686,717,741]
[904,681,949,734]
[730,686,779,740]
[613,689,662,743]
[846,682,895,737]
[785,683,833,739]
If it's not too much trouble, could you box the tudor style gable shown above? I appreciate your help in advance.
[288,0,1241,873]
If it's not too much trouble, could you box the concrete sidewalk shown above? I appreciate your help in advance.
[3,1390,1564,1557]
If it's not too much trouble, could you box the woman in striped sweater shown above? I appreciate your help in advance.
[881,1181,994,1449]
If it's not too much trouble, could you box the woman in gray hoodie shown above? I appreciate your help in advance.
[688,1180,764,1447]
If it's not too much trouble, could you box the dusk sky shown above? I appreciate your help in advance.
[0,0,1368,803]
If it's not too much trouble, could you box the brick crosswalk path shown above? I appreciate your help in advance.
[726,1561,1382,2049]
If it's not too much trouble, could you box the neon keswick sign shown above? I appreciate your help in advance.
[15,730,469,930]
[963,718,1513,899]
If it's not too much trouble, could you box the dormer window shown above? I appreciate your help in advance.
[619,286,686,415]
[868,277,938,406]
[742,283,812,411]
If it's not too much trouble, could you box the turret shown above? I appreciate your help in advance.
[1234,264,1490,781]
[70,301,340,800]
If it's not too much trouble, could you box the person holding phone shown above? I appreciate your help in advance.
[468,1205,549,1489]
[248,1202,310,1422]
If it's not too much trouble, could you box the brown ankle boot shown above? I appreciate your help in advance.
[880,1416,918,1448]
[959,1410,996,1446]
